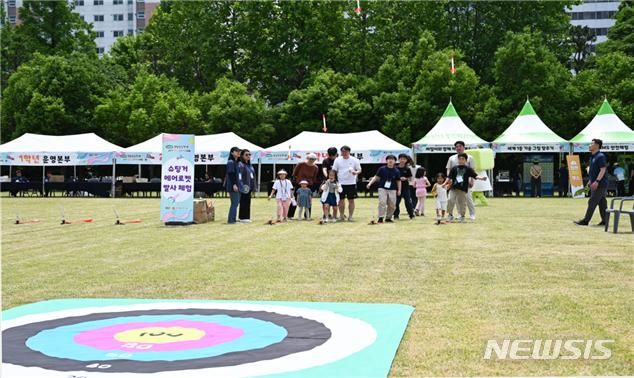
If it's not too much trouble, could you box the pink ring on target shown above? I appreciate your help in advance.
[74,320,243,352]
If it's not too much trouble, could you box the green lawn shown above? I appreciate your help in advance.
[1,196,632,376]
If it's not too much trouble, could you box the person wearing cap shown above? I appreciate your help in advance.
[529,159,543,198]
[225,146,242,224]
[446,141,476,220]
[575,139,608,226]
[332,145,362,221]
[296,180,313,220]
[269,169,294,222]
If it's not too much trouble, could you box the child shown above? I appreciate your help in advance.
[414,167,431,216]
[431,173,448,220]
[296,180,313,220]
[320,170,342,222]
[366,154,401,223]
[268,169,294,222]
[446,153,487,222]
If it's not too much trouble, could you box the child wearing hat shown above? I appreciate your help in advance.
[269,169,294,222]
[296,180,313,220]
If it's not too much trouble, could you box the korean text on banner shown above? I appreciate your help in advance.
[160,134,195,223]
[566,155,585,199]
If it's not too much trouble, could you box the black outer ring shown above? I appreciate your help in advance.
[2,309,332,373]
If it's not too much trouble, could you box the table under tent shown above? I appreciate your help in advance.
[491,100,570,197]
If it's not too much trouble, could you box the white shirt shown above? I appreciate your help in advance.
[446,154,475,174]
[435,185,448,202]
[332,156,361,185]
[272,179,293,200]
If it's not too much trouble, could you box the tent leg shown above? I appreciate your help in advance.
[111,161,116,199]
[138,164,141,178]
[42,166,45,196]
[257,159,262,197]
[73,165,76,179]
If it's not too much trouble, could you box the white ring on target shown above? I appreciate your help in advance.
[2,302,377,377]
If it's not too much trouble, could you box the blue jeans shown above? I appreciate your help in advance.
[228,191,240,223]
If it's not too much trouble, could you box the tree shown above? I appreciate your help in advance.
[93,70,204,146]
[473,30,574,140]
[569,25,596,73]
[598,1,634,56]
[197,78,273,146]
[1,0,96,90]
[1,53,124,142]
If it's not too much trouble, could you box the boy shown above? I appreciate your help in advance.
[366,155,401,223]
[446,153,487,222]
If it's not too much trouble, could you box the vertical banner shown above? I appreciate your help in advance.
[160,134,195,223]
[566,154,585,199]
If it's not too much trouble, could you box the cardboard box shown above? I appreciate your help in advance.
[194,199,215,224]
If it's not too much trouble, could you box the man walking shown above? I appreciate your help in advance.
[446,141,476,221]
[574,139,608,226]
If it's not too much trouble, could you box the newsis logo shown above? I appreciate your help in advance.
[483,339,614,360]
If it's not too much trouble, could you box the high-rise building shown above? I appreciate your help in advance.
[567,0,621,48]
[2,0,159,54]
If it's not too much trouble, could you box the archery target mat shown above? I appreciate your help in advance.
[2,299,413,377]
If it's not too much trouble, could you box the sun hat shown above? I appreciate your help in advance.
[277,169,288,175]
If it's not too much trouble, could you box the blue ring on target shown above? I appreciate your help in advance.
[26,315,287,362]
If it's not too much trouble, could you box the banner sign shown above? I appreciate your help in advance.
[492,143,569,153]
[413,143,488,153]
[116,151,260,165]
[566,154,585,199]
[0,152,114,166]
[114,152,162,165]
[573,143,633,152]
[160,134,195,224]
[259,149,410,164]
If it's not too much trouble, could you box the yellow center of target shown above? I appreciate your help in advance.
[114,327,205,344]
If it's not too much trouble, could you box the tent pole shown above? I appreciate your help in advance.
[257,158,262,196]
[73,165,76,179]
[138,164,141,178]
[42,166,45,196]
[111,160,116,199]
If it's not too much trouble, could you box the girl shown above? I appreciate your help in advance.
[431,173,448,220]
[268,169,294,222]
[296,180,313,220]
[320,170,343,223]
[414,167,431,216]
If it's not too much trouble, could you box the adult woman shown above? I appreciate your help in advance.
[238,149,256,223]
[225,146,241,224]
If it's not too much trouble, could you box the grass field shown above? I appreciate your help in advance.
[1,195,632,376]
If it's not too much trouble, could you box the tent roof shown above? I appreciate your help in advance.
[570,99,634,145]
[492,100,568,145]
[0,133,123,153]
[413,102,488,152]
[125,132,263,153]
[264,130,410,152]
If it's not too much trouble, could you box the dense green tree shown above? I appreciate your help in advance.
[93,71,203,146]
[598,1,634,56]
[1,53,124,142]
[197,78,273,146]
[569,25,596,73]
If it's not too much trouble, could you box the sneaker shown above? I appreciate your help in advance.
[239,219,252,223]
[596,221,606,226]
[393,215,400,220]
[385,218,394,223]
[573,219,588,226]
[282,218,288,223]
[347,217,354,222]
[470,215,476,221]
[456,216,465,223]
[377,217,384,224]
[414,210,420,216]
[332,218,337,223]
[447,215,454,221]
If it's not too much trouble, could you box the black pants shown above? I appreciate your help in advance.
[559,181,568,198]
[409,185,418,209]
[394,185,414,218]
[616,181,625,197]
[583,185,607,223]
[531,177,542,197]
[239,191,251,220]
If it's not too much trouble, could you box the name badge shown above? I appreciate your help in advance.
[456,176,464,184]
[384,180,392,189]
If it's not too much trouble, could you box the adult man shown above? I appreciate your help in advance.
[446,141,476,221]
[10,169,29,197]
[574,139,608,226]
[613,162,625,197]
[393,153,415,220]
[332,145,361,221]
[530,159,543,198]
[446,153,487,222]
[366,155,401,223]
[321,147,338,179]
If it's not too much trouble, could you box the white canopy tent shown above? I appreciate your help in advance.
[570,99,634,152]
[492,100,569,153]
[117,132,263,165]
[412,101,489,153]
[260,130,410,164]
[0,133,123,196]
